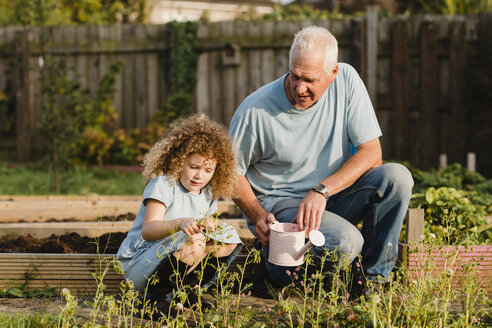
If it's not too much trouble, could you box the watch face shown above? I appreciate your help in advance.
[314,184,329,198]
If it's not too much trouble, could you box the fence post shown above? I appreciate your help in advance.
[406,208,425,244]
[13,30,34,161]
[366,5,378,107]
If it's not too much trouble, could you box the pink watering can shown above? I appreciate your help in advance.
[268,221,326,266]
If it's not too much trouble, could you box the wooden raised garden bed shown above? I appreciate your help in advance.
[1,197,490,295]
[403,210,492,292]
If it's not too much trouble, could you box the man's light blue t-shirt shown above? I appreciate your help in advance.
[228,63,382,202]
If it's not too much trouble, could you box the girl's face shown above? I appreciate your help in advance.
[179,153,217,194]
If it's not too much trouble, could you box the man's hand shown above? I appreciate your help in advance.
[293,191,326,237]
[255,213,276,246]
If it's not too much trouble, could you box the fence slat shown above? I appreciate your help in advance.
[220,21,236,125]
[392,20,410,160]
[234,21,248,110]
[419,22,439,168]
[448,22,467,164]
[13,31,33,161]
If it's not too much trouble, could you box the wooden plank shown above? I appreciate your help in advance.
[75,25,88,89]
[234,21,249,110]
[366,5,378,106]
[135,25,148,130]
[0,254,253,295]
[406,208,425,244]
[392,20,410,160]
[419,21,439,169]
[111,25,124,129]
[448,22,467,165]
[207,24,222,123]
[220,21,236,125]
[156,24,168,117]
[0,218,250,238]
[247,22,262,96]
[209,49,222,123]
[260,21,275,85]
[122,25,136,129]
[377,110,392,157]
[0,197,240,222]
[351,18,366,81]
[196,24,210,116]
[13,30,33,161]
[146,46,159,121]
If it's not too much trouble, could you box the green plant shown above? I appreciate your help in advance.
[411,163,490,194]
[0,0,149,26]
[0,313,61,328]
[154,21,198,124]
[417,0,492,14]
[411,187,491,244]
[38,56,94,192]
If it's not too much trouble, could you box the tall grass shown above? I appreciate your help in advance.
[1,236,489,327]
[0,165,144,195]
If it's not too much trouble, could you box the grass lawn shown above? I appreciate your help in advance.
[0,165,145,195]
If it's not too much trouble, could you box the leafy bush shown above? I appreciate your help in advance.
[411,163,491,194]
[409,163,492,244]
[0,0,148,26]
[411,187,491,244]
[236,3,355,22]
[416,0,492,14]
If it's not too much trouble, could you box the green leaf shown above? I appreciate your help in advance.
[8,288,27,297]
[425,187,438,203]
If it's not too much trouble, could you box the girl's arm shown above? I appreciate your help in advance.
[141,199,203,241]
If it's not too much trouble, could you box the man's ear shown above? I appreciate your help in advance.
[329,64,339,83]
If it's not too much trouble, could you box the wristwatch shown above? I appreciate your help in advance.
[312,183,330,200]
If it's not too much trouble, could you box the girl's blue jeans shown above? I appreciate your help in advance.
[254,163,414,286]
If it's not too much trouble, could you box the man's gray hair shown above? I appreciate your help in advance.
[289,26,338,74]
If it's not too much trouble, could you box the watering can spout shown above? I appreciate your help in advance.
[294,230,326,261]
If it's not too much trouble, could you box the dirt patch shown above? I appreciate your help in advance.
[0,232,255,255]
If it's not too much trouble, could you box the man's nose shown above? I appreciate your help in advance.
[296,80,307,94]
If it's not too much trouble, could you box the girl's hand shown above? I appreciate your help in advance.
[199,215,220,232]
[179,218,203,236]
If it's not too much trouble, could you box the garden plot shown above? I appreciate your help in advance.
[0,197,253,295]
[0,198,490,298]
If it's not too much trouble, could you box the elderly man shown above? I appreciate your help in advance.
[229,26,413,297]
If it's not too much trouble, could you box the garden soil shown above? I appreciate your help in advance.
[0,231,255,254]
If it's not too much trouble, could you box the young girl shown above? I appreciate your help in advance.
[117,114,242,317]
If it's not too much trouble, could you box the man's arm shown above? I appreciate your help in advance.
[233,175,276,246]
[295,138,382,233]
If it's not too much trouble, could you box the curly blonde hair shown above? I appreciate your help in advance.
[142,114,237,200]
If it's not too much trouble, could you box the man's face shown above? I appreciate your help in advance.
[285,53,337,110]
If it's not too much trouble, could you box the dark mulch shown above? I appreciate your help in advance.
[0,232,127,254]
[0,232,255,255]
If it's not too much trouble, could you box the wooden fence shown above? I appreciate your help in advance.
[1,13,490,173]
[195,14,489,173]
[0,24,170,160]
